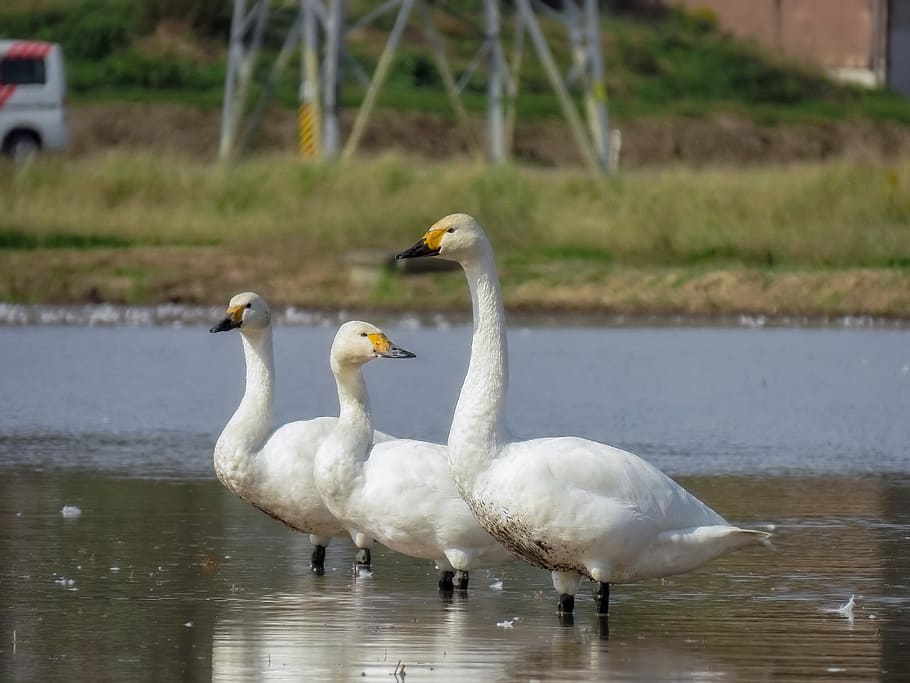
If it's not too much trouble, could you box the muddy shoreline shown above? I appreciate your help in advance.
[67,103,910,167]
[3,246,908,320]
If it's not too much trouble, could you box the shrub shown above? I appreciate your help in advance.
[0,1,138,60]
[137,0,232,38]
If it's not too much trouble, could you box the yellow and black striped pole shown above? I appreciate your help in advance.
[300,0,322,159]
[298,101,318,159]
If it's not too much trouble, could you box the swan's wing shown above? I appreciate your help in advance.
[476,437,770,580]
[372,428,396,444]
[361,439,457,530]
[359,439,505,557]
[260,417,337,473]
[245,416,343,535]
[259,416,394,509]
[263,416,394,468]
[497,436,728,533]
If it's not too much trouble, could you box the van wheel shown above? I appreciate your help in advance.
[5,132,40,162]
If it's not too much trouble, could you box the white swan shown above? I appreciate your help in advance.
[210,292,387,573]
[314,320,516,589]
[396,214,771,615]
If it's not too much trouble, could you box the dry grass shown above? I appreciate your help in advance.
[3,151,909,269]
[2,152,910,316]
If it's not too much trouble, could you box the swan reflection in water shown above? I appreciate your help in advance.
[209,541,745,682]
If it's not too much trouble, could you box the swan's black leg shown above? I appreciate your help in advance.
[594,582,610,616]
[311,544,326,576]
[452,570,469,590]
[438,570,455,591]
[556,593,575,625]
[557,593,575,615]
[354,547,371,573]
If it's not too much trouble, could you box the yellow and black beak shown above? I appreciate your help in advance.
[210,305,244,333]
[395,228,445,259]
[368,333,416,359]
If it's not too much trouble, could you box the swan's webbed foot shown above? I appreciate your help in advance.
[311,544,327,576]
[438,570,455,591]
[452,569,469,590]
[594,582,610,616]
[556,593,575,615]
[354,547,372,574]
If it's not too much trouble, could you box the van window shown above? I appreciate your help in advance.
[0,57,46,85]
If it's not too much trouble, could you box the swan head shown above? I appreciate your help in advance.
[330,321,416,369]
[210,292,271,334]
[395,213,488,263]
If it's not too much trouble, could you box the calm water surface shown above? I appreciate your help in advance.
[1,323,909,681]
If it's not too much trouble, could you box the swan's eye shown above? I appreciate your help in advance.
[446,227,455,233]
[245,303,252,309]
[360,332,368,337]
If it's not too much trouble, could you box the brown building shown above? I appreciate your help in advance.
[671,0,909,96]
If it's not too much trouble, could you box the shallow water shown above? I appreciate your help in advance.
[1,323,909,681]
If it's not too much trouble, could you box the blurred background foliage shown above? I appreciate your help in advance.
[1,0,908,122]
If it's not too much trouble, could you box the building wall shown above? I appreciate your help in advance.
[672,0,879,73]
[889,0,910,95]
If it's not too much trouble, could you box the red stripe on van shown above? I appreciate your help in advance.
[5,41,52,59]
[0,84,16,108]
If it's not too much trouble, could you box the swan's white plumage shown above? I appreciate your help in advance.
[217,415,343,538]
[212,293,390,549]
[478,436,765,582]
[313,321,514,572]
[397,214,770,594]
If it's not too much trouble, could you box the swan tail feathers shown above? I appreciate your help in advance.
[627,525,774,580]
[741,526,775,550]
[712,526,773,552]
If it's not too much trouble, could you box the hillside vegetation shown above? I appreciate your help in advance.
[2,0,909,124]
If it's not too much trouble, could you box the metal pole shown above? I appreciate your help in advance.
[564,0,586,88]
[515,0,599,174]
[583,0,610,169]
[219,0,247,159]
[222,0,270,159]
[234,1,271,137]
[323,0,345,158]
[301,0,322,158]
[341,0,415,161]
[484,0,504,164]
[503,10,525,160]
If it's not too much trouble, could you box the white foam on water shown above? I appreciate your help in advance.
[61,505,82,519]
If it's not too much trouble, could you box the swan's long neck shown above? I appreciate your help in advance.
[334,362,373,449]
[318,361,372,506]
[214,327,275,491]
[448,245,509,487]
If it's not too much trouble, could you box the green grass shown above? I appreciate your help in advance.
[0,230,132,249]
[2,151,909,270]
[112,265,151,304]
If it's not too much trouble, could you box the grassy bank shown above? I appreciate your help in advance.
[4,151,910,266]
[1,152,909,316]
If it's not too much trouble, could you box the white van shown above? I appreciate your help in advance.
[0,40,67,159]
